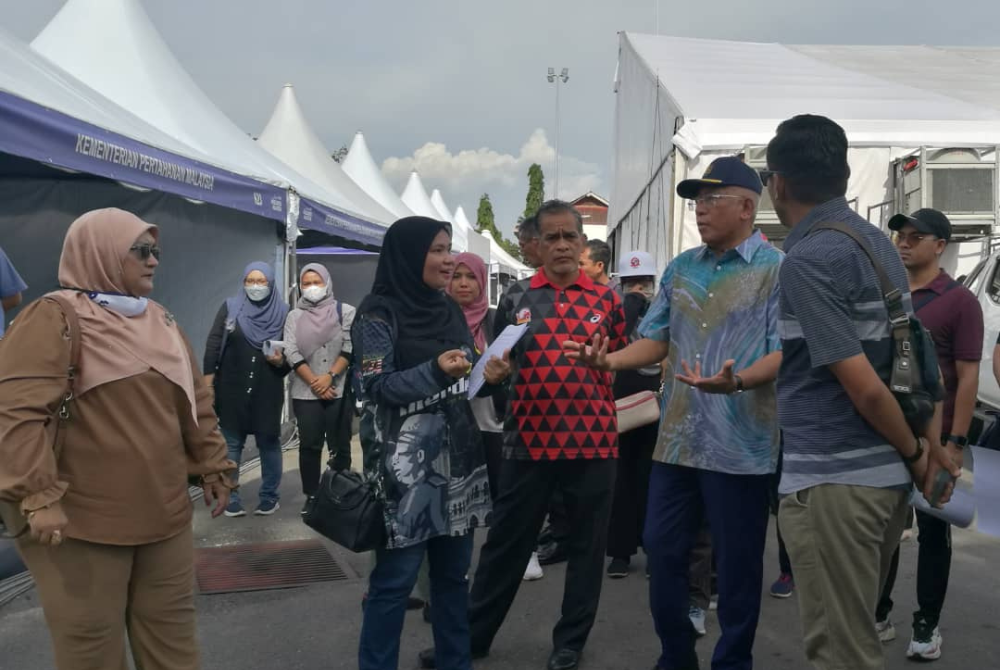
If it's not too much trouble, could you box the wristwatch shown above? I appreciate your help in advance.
[943,434,968,449]
[733,374,745,394]
[903,438,925,465]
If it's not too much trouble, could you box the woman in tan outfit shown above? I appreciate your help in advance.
[0,208,235,670]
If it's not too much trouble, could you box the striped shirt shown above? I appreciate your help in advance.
[777,197,912,494]
[638,230,782,475]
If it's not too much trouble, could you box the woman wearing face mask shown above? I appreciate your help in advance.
[0,208,234,670]
[204,262,290,517]
[283,263,356,512]
[605,251,663,580]
[353,217,508,670]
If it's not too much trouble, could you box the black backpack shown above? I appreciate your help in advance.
[809,222,944,433]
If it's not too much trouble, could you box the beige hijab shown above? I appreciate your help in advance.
[56,208,197,420]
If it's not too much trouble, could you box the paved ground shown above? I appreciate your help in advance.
[2,444,1000,669]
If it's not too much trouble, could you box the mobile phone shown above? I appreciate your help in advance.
[929,469,955,508]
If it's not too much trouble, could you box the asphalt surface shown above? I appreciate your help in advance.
[2,444,999,670]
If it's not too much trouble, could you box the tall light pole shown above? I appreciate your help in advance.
[547,67,569,200]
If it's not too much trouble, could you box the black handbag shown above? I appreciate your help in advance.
[303,468,386,553]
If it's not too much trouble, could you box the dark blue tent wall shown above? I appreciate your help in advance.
[0,158,283,362]
[295,251,379,310]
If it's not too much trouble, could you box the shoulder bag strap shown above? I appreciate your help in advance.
[43,295,81,460]
[809,222,914,392]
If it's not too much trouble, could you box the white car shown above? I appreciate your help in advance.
[960,255,1000,433]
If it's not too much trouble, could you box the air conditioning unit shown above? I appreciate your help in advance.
[894,148,997,240]
[743,147,786,243]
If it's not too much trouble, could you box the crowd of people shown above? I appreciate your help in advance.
[0,112,987,670]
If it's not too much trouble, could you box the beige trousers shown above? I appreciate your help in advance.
[17,525,200,670]
[779,484,908,670]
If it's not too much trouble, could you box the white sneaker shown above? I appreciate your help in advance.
[907,623,942,661]
[876,619,896,643]
[689,605,707,637]
[523,551,544,581]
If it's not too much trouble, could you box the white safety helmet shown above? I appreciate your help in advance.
[617,251,656,278]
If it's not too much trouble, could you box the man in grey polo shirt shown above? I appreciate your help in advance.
[764,115,959,670]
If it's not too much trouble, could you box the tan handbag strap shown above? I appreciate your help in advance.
[43,294,82,459]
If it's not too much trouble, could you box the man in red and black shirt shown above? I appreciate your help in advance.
[420,201,625,670]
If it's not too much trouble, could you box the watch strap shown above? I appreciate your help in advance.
[944,433,968,448]
[903,438,924,465]
[734,374,745,393]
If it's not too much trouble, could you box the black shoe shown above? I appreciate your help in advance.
[418,646,488,669]
[537,541,568,566]
[422,602,431,623]
[301,496,315,516]
[547,648,580,670]
[607,557,630,579]
[407,596,425,610]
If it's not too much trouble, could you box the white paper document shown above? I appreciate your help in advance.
[467,324,529,399]
[262,340,285,357]
[971,445,1000,538]
[911,480,976,529]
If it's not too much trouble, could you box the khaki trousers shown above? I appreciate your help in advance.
[779,484,908,670]
[17,525,200,670]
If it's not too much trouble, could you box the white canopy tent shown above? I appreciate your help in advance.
[610,33,1000,277]
[342,131,414,220]
[430,188,471,252]
[401,171,442,218]
[31,0,386,248]
[0,26,287,359]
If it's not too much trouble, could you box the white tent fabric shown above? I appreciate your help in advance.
[257,85,394,224]
[342,131,413,220]
[401,171,441,218]
[610,32,1000,273]
[430,189,469,251]
[0,25,220,171]
[31,0,374,226]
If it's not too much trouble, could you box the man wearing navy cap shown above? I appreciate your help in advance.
[874,208,982,661]
[568,156,783,670]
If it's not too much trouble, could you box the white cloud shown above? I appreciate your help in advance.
[381,129,602,234]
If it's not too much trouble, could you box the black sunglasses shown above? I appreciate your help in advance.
[129,243,161,261]
[758,169,782,185]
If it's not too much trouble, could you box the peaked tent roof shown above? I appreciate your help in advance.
[431,189,470,251]
[32,0,385,245]
[429,189,454,222]
[400,172,440,218]
[257,85,394,225]
[621,33,1000,155]
[0,26,284,221]
[342,131,413,220]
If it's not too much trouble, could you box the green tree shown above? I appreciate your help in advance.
[476,193,523,262]
[522,163,545,220]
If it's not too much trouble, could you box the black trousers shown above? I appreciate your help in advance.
[481,431,504,501]
[293,397,352,496]
[606,422,656,559]
[469,458,617,653]
[876,509,952,626]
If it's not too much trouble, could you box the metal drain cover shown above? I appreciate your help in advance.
[195,539,347,594]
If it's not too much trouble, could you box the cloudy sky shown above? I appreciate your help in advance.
[5,0,1000,236]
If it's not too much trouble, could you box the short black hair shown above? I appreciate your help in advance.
[585,240,611,272]
[517,214,539,240]
[766,114,850,205]
[535,200,584,233]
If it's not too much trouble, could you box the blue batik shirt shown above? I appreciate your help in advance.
[638,230,783,475]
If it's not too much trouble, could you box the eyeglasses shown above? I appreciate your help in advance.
[129,244,161,261]
[892,232,935,246]
[758,169,782,185]
[244,277,269,287]
[693,194,747,208]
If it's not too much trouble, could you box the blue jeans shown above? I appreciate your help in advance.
[222,428,283,505]
[644,463,770,670]
[359,533,474,670]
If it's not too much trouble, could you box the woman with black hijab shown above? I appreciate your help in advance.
[353,217,507,670]
[204,262,290,517]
